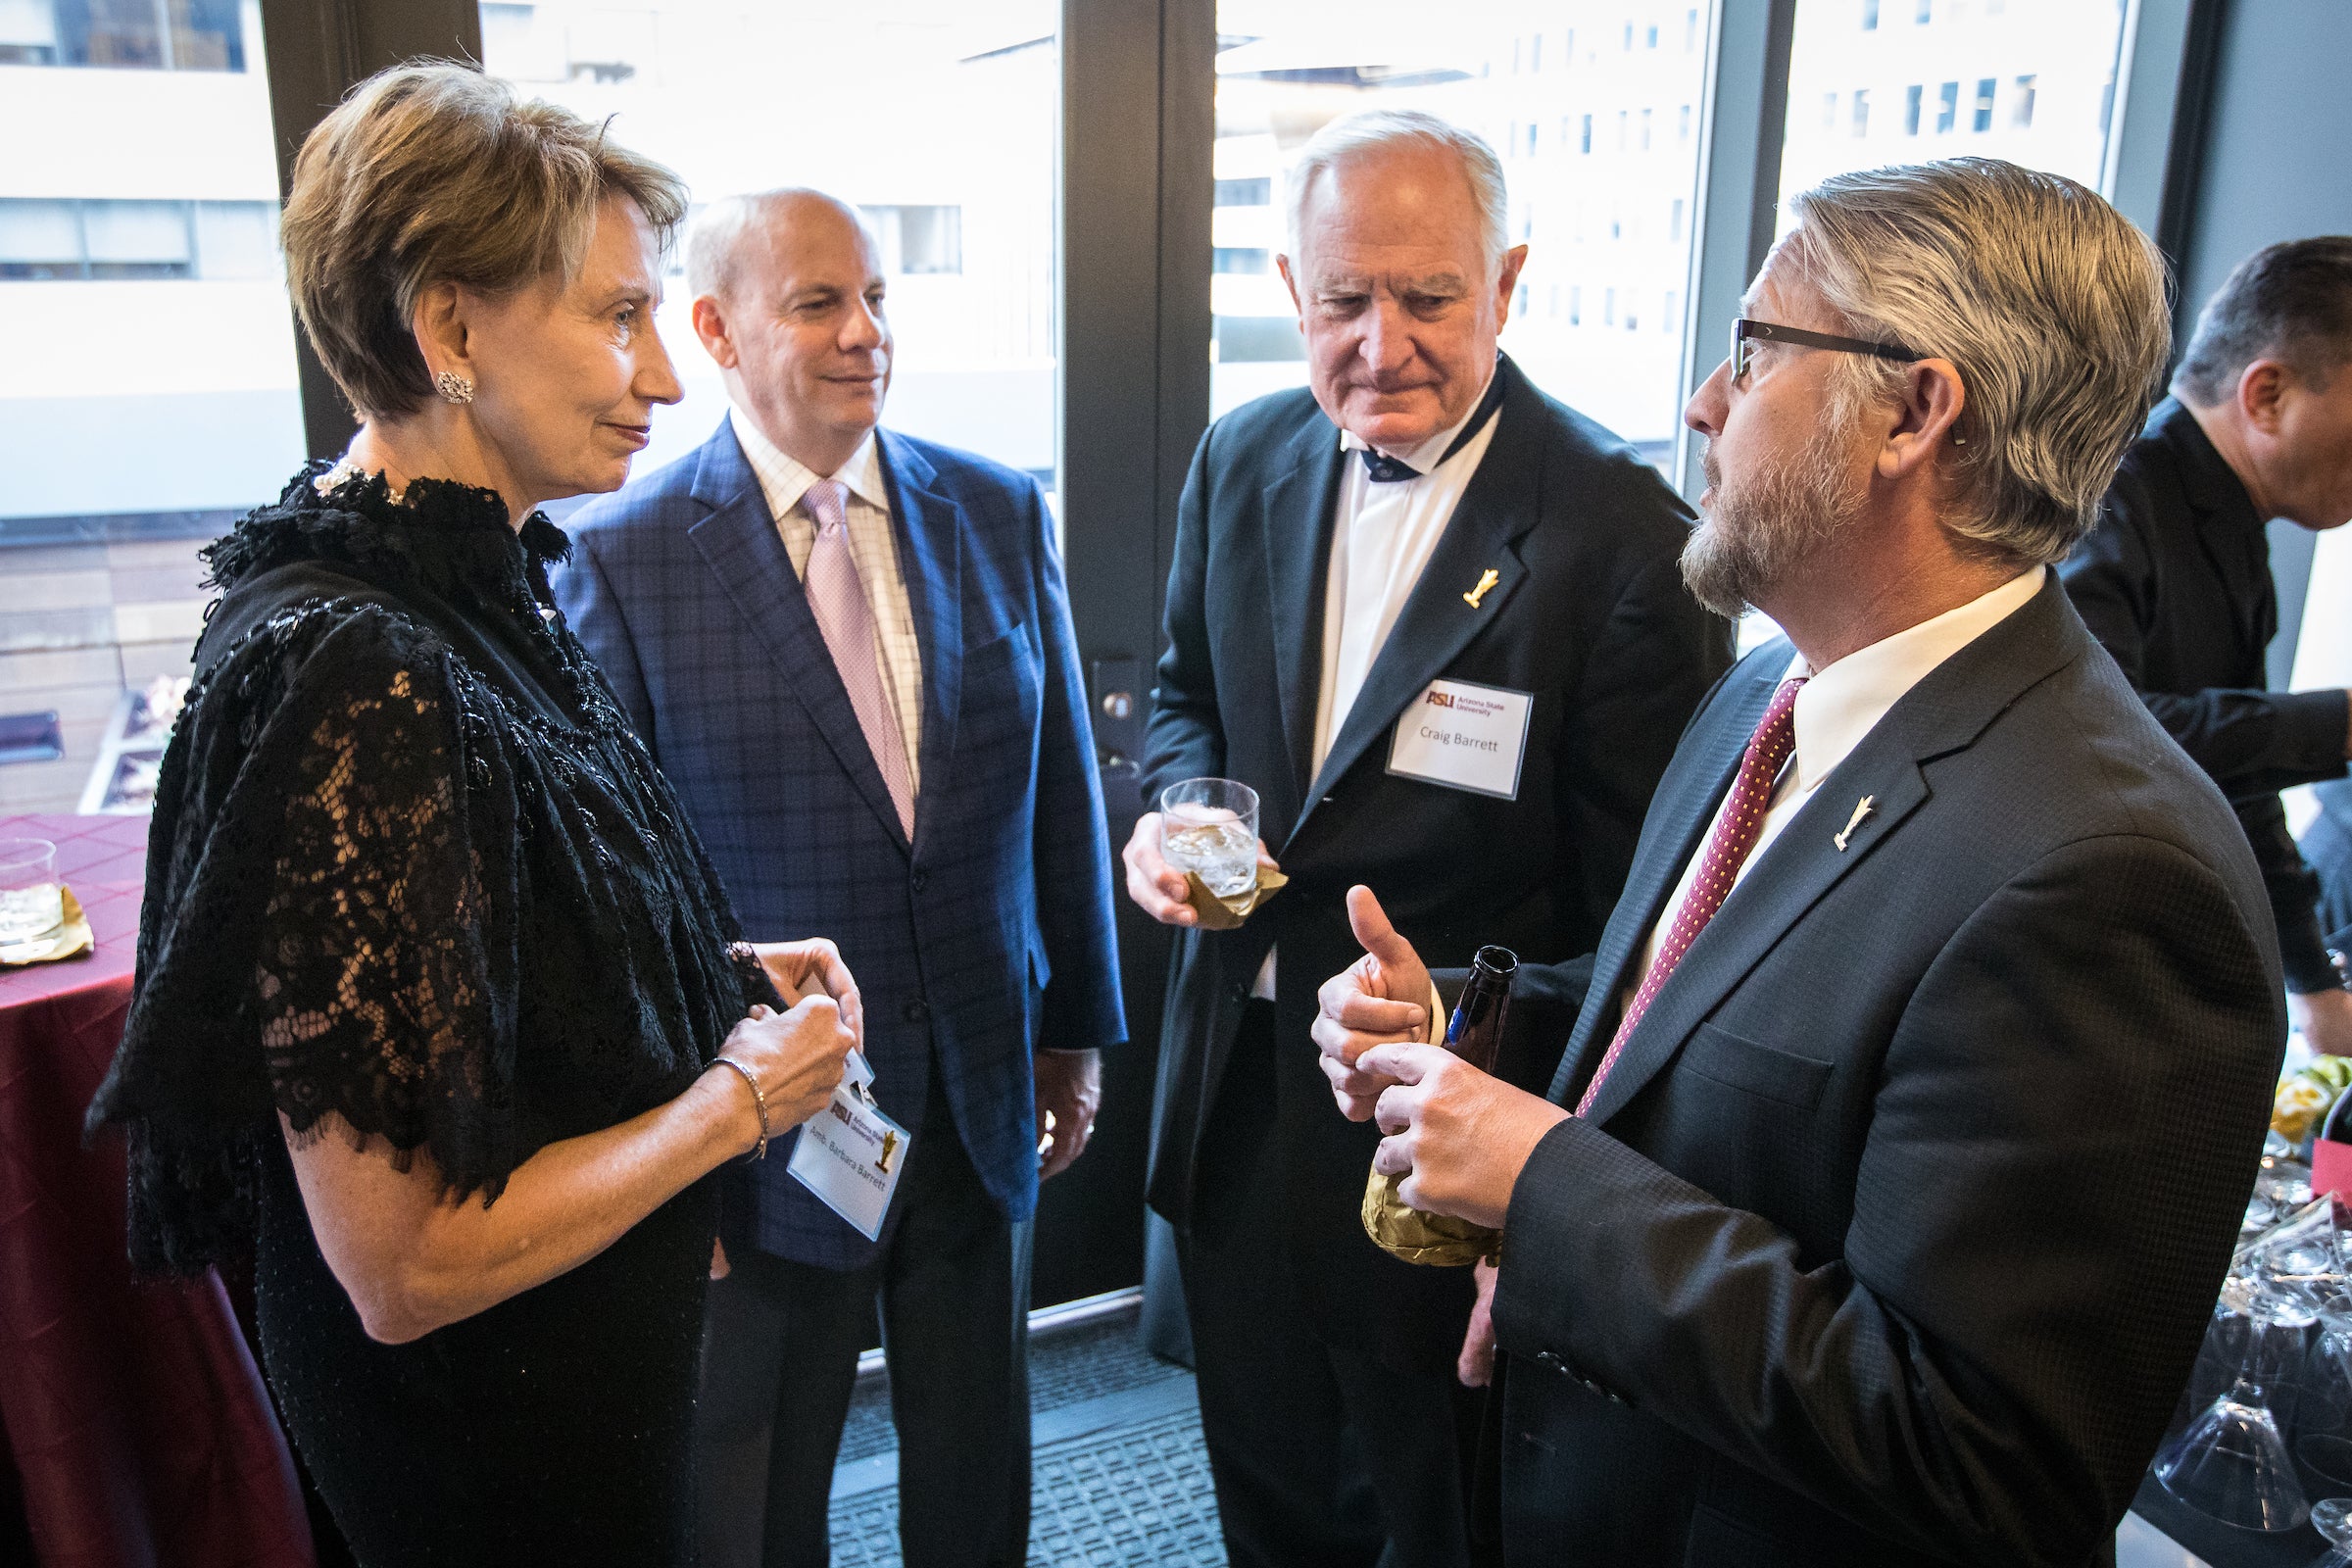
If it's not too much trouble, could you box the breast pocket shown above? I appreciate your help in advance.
[959,621,1043,756]
[1678,1021,1833,1112]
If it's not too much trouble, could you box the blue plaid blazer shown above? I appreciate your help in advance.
[557,419,1126,1270]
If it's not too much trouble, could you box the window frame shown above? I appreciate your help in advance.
[254,0,2220,651]
[239,0,2223,1315]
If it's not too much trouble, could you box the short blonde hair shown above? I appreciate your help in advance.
[1784,158,2170,566]
[282,62,688,420]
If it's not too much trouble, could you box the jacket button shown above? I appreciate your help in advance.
[902,1000,930,1023]
[1534,1350,1566,1374]
[910,867,930,893]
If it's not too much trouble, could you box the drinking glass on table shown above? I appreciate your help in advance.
[2154,1278,2315,1532]
[2300,1308,2352,1495]
[0,838,63,948]
[1158,778,1260,901]
[2312,1497,2352,1568]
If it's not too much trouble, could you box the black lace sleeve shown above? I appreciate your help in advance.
[92,598,527,1271]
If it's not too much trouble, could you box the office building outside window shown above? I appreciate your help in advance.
[475,0,1059,504]
[0,0,301,813]
[1204,2,1719,470]
[1778,0,2131,238]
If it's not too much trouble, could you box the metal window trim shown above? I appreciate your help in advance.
[1674,0,1797,502]
[259,0,484,460]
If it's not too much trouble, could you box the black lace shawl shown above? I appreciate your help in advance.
[87,463,772,1274]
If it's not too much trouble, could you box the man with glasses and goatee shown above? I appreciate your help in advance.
[1314,158,2282,1566]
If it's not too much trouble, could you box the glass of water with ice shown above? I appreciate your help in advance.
[0,838,64,949]
[1159,779,1260,901]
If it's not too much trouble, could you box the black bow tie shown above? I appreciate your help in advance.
[1352,365,1509,484]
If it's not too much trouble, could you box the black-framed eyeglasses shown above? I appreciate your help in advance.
[1730,318,1925,382]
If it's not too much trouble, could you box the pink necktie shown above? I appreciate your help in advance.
[803,480,914,837]
[1576,677,1806,1117]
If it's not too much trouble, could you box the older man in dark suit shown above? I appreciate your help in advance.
[1126,109,1729,1567]
[2061,237,2352,1052]
[1316,158,2283,1566]
[558,189,1123,1568]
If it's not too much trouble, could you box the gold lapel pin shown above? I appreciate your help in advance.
[1463,568,1500,609]
[1834,795,1876,852]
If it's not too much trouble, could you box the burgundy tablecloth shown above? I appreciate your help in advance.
[0,813,313,1568]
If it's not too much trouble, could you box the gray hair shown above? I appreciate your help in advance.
[1284,109,1509,275]
[1781,157,2171,566]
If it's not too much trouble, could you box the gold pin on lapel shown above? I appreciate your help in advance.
[1463,568,1500,609]
[1834,795,1876,852]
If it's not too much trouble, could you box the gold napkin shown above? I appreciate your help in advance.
[1362,1166,1500,1267]
[1181,864,1289,931]
[0,885,94,968]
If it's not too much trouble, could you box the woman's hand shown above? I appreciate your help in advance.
[742,939,864,1047]
[712,998,858,1151]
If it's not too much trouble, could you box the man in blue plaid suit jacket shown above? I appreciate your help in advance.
[555,191,1124,1568]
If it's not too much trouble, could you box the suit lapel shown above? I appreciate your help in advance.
[1285,359,1544,852]
[1546,660,1779,1102]
[1261,423,1346,817]
[1575,753,1931,1125]
[1573,574,2086,1126]
[686,424,911,854]
[880,432,960,857]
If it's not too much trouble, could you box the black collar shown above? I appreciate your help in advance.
[209,461,572,607]
[2146,397,2266,537]
[1357,357,1509,481]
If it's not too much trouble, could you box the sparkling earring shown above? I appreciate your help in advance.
[435,369,475,405]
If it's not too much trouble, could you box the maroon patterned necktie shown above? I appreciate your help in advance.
[1576,676,1807,1117]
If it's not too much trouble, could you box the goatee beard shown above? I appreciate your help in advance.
[1682,428,1866,619]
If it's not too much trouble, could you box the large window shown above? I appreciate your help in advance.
[1777,0,2131,226]
[0,0,248,70]
[0,0,300,814]
[1210,0,1716,469]
[477,0,1059,500]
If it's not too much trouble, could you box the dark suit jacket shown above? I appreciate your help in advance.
[557,420,1125,1271]
[1490,575,2282,1567]
[2061,397,2351,991]
[1142,355,1731,1374]
[2306,777,2352,956]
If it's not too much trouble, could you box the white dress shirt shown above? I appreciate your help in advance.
[1257,374,1504,1000]
[732,409,925,796]
[1621,565,2048,1003]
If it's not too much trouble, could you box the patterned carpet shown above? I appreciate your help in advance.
[828,1301,1226,1566]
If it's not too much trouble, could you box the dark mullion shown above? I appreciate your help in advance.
[258,0,482,460]
[1674,0,1797,503]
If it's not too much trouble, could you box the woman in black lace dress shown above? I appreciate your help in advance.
[84,65,860,1564]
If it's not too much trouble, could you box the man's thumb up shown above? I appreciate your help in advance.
[1347,885,1432,1020]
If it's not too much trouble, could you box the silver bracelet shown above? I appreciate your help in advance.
[710,1055,770,1161]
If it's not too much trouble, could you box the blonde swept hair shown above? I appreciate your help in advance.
[1783,157,2171,566]
[281,62,688,419]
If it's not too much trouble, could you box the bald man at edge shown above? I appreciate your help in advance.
[558,191,1124,1568]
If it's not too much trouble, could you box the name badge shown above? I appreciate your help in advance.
[1386,677,1534,801]
[786,1054,909,1242]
